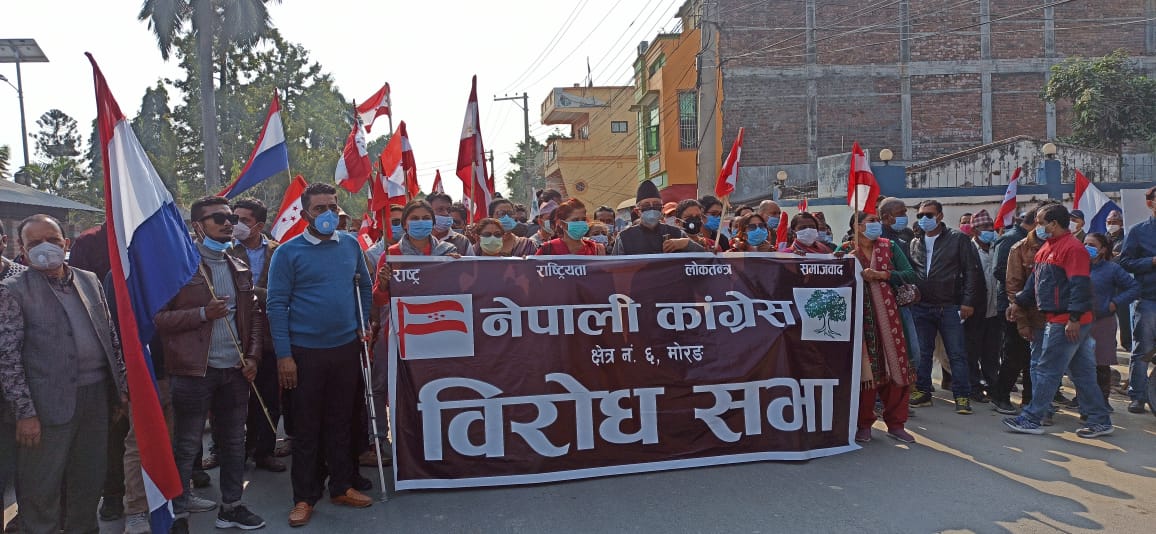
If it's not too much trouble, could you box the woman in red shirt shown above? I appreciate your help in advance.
[727,213,775,253]
[786,212,833,254]
[536,199,606,256]
[373,200,457,306]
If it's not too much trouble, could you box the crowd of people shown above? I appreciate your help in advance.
[1,178,1154,533]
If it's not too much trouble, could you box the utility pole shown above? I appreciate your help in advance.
[486,149,496,185]
[494,92,532,204]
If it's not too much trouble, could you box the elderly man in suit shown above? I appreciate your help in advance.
[0,214,127,534]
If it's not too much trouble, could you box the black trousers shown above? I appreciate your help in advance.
[103,408,130,499]
[966,314,1004,394]
[246,350,282,460]
[288,340,361,505]
[994,319,1033,404]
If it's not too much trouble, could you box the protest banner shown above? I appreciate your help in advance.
[386,253,863,490]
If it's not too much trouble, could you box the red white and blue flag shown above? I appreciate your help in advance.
[994,167,1022,228]
[218,91,290,199]
[1074,170,1122,234]
[88,53,195,534]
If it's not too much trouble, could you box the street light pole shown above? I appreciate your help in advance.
[0,39,49,185]
[0,71,29,175]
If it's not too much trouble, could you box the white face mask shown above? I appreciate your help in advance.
[479,235,503,254]
[1107,224,1122,234]
[26,242,66,271]
[794,228,819,246]
[1070,222,1080,232]
[232,222,251,241]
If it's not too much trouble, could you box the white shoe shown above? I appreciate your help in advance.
[123,512,151,534]
[186,493,219,513]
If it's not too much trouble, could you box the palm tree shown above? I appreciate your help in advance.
[138,0,277,193]
[0,145,9,180]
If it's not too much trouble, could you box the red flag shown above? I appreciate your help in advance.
[335,120,372,193]
[371,121,417,211]
[432,170,444,194]
[271,175,310,242]
[847,141,879,214]
[357,210,378,251]
[994,167,1022,228]
[776,211,789,249]
[715,127,744,198]
[456,75,492,222]
[798,197,808,212]
[356,83,391,133]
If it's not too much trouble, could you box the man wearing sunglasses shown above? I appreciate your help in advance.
[908,200,985,415]
[157,196,266,532]
[611,181,704,255]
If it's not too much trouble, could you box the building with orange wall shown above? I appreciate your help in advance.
[540,85,640,209]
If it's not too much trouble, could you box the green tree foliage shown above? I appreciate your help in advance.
[25,109,105,228]
[804,289,847,338]
[1044,49,1156,152]
[169,30,363,213]
[132,83,183,202]
[505,138,545,206]
[0,145,9,180]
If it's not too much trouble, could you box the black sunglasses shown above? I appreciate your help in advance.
[916,213,937,220]
[200,213,239,225]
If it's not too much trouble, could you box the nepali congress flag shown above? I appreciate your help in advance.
[431,169,444,194]
[1074,170,1122,234]
[88,53,194,533]
[218,91,289,199]
[392,296,474,360]
[271,175,310,242]
[994,167,1022,228]
[371,120,418,211]
[357,83,391,133]
[798,197,808,212]
[847,141,879,214]
[456,75,493,222]
[335,119,372,193]
[715,127,744,198]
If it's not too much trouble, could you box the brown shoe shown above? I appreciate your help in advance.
[288,502,313,527]
[330,488,373,508]
[358,448,393,467]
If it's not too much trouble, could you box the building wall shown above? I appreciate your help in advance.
[541,86,641,209]
[634,25,702,199]
[715,0,1156,187]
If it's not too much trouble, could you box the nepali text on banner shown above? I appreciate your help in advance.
[386,253,864,490]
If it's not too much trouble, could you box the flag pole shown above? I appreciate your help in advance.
[717,195,730,253]
[281,89,296,203]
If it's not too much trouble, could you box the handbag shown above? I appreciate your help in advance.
[895,283,921,307]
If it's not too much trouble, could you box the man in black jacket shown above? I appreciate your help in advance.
[908,200,985,414]
[990,207,1036,414]
[611,181,704,255]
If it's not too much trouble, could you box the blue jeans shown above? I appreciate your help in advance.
[171,367,250,515]
[1129,300,1156,402]
[913,303,971,397]
[1022,323,1111,426]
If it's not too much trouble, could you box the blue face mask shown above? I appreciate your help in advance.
[1035,225,1051,241]
[640,209,662,227]
[313,210,339,235]
[390,224,404,237]
[917,216,938,232]
[434,215,454,232]
[705,215,721,231]
[566,221,589,240]
[767,217,780,230]
[818,231,830,242]
[1085,245,1099,260]
[407,220,434,240]
[891,216,908,231]
[498,215,517,231]
[590,234,608,245]
[202,237,230,253]
[979,230,997,244]
[747,227,769,247]
[864,222,883,240]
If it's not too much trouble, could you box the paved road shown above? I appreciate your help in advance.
[7,371,1156,534]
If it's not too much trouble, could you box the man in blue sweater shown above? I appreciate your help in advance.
[266,183,373,527]
[1118,185,1156,414]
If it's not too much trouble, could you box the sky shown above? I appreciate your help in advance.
[0,0,686,201]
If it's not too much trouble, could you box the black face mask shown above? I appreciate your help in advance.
[683,217,703,235]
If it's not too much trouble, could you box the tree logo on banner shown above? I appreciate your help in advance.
[793,287,852,342]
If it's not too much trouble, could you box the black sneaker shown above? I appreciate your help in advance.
[969,392,991,404]
[909,390,933,407]
[1127,399,1146,414]
[170,517,189,534]
[99,495,124,521]
[992,399,1019,415]
[954,397,973,414]
[191,470,212,488]
[216,503,266,530]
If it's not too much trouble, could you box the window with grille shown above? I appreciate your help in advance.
[611,121,628,133]
[644,107,660,156]
[678,91,697,149]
